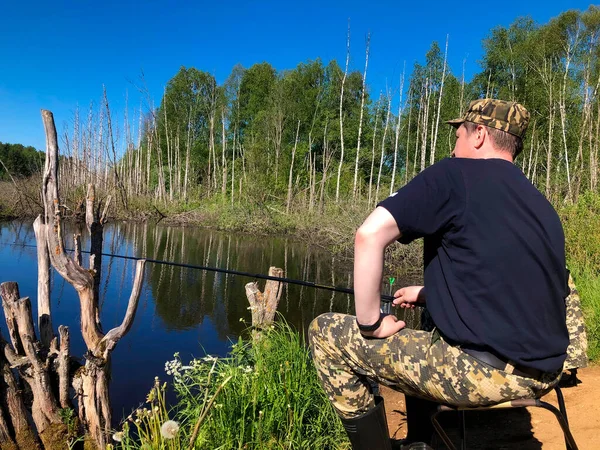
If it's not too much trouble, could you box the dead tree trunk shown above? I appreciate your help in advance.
[0,281,63,449]
[353,32,370,200]
[40,109,146,448]
[245,267,284,334]
[335,20,350,203]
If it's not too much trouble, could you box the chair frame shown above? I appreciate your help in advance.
[430,386,579,450]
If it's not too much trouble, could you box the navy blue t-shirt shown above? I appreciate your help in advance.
[379,158,569,373]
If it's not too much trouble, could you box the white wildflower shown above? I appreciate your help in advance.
[112,432,124,442]
[160,420,180,439]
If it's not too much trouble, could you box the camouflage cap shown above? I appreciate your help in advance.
[446,98,530,138]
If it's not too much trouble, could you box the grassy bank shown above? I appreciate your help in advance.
[561,192,600,362]
[0,178,423,274]
[110,321,348,450]
[1,177,598,360]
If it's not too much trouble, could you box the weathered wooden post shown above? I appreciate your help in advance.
[245,266,284,334]
[0,281,63,449]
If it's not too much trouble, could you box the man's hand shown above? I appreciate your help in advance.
[360,315,406,339]
[392,285,425,309]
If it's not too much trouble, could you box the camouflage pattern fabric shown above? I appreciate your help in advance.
[309,313,561,419]
[446,98,530,138]
[564,274,589,370]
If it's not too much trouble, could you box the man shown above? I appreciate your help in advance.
[309,99,570,450]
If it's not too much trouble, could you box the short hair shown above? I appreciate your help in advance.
[463,121,524,159]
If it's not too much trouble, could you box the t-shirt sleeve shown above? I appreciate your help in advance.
[378,158,466,244]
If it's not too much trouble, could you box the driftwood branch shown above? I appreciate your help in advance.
[99,259,146,357]
[86,184,96,231]
[0,282,24,355]
[41,110,101,349]
[74,234,82,267]
[58,326,70,409]
[0,349,31,448]
[33,216,53,349]
[100,195,112,224]
[0,335,29,369]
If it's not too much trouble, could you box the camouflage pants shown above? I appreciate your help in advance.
[308,313,561,419]
[564,274,588,370]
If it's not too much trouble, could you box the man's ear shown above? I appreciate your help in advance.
[474,125,486,149]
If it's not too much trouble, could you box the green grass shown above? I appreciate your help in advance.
[111,321,349,450]
[561,191,600,363]
[174,321,348,450]
[567,266,600,362]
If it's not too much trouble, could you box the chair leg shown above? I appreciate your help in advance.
[458,411,467,450]
[554,386,569,425]
[536,399,579,450]
[431,409,457,450]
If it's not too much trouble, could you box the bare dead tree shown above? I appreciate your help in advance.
[391,64,405,193]
[38,109,146,448]
[353,32,370,200]
[430,35,449,166]
[335,19,351,203]
[286,120,301,213]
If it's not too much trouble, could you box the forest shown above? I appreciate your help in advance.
[18,7,592,215]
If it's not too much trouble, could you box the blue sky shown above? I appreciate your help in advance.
[0,0,593,150]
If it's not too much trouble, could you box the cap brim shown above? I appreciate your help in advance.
[445,118,464,128]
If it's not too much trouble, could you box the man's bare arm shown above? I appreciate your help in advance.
[354,206,407,338]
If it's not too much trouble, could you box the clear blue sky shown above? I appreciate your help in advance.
[0,0,592,150]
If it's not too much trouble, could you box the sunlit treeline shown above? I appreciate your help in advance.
[59,6,600,210]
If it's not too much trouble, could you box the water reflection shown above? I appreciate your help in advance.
[0,220,421,421]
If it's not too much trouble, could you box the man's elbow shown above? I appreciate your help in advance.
[355,223,382,249]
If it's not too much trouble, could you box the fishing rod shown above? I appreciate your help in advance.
[4,241,423,310]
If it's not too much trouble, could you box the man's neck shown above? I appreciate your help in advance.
[471,148,514,163]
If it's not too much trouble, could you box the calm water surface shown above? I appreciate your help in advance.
[0,219,419,422]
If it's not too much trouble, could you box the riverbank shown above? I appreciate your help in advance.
[0,179,424,276]
[1,179,599,361]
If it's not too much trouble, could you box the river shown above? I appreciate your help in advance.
[0,219,420,423]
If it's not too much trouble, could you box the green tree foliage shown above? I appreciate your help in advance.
[122,6,600,211]
[0,142,43,180]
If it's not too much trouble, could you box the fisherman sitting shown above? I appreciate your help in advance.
[309,99,570,449]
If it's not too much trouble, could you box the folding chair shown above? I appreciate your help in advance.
[430,386,579,450]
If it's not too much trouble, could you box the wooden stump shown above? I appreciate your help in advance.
[245,267,284,333]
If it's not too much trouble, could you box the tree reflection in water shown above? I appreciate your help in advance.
[0,220,421,421]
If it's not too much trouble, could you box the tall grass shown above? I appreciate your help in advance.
[561,191,600,362]
[173,321,348,450]
[111,321,348,449]
[568,267,600,362]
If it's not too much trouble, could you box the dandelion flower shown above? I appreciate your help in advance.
[112,432,124,442]
[160,420,180,439]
